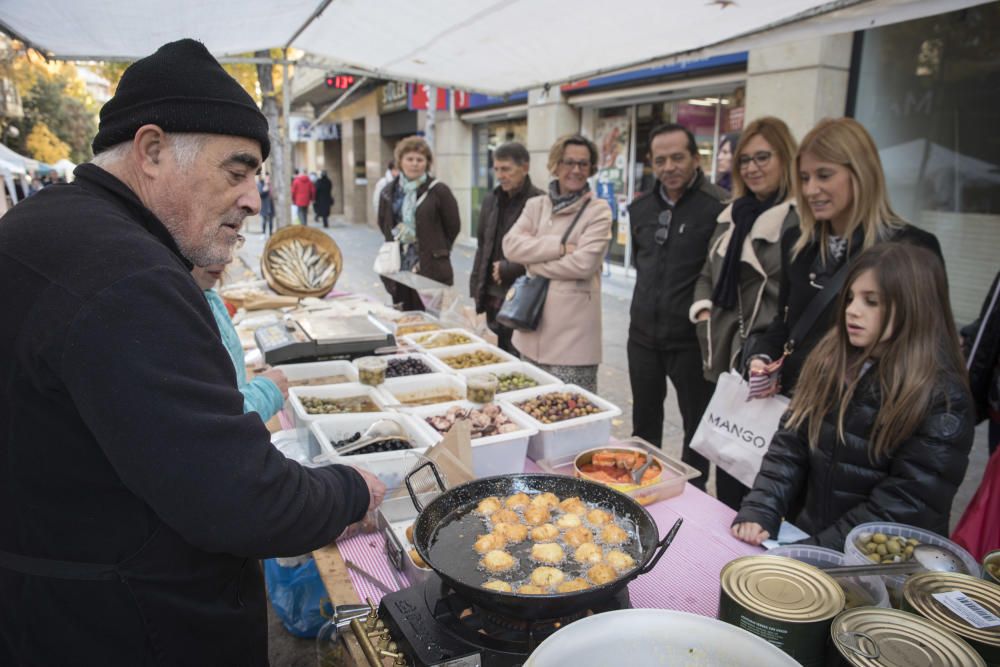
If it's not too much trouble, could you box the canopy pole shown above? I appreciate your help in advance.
[281,49,293,228]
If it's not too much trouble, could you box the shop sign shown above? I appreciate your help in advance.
[379,81,409,113]
[289,115,341,142]
[408,84,471,111]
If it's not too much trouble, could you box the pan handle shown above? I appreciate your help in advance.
[404,460,447,513]
[638,518,683,575]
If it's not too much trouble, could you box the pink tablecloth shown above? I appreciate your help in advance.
[334,460,763,615]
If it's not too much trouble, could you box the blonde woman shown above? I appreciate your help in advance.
[690,116,799,508]
[502,134,613,392]
[745,117,942,396]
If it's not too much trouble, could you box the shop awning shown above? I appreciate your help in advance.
[0,0,989,95]
[0,142,37,175]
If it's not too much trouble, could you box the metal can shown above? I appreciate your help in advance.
[903,571,1000,666]
[830,607,985,666]
[719,555,844,667]
[984,550,1000,587]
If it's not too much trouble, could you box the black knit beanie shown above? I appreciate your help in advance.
[92,39,270,159]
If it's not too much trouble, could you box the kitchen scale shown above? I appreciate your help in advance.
[255,311,394,365]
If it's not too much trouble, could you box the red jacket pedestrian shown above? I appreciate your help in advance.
[291,173,315,207]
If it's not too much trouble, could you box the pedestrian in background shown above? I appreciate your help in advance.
[626,123,726,488]
[376,136,460,311]
[470,142,543,354]
[745,117,942,397]
[291,169,315,225]
[258,175,274,235]
[691,116,799,507]
[372,159,397,217]
[714,131,740,192]
[503,134,613,392]
[314,170,333,228]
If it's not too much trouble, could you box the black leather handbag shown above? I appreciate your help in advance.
[496,201,589,332]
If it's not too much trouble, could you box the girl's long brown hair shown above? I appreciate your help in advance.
[785,243,967,460]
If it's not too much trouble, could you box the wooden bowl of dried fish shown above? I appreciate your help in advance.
[262,227,343,298]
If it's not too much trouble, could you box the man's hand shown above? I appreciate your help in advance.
[491,261,502,284]
[259,368,290,399]
[696,309,710,322]
[732,522,770,546]
[748,358,767,374]
[353,466,387,514]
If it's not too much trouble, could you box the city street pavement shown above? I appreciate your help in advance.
[240,214,989,665]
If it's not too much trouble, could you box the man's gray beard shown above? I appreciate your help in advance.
[162,215,241,267]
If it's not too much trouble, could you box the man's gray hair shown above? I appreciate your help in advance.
[494,142,530,166]
[90,133,208,169]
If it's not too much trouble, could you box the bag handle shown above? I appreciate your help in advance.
[785,258,852,356]
[559,199,591,246]
[414,179,440,210]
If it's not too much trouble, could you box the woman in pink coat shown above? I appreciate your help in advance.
[503,134,613,392]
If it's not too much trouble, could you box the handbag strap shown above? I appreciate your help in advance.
[786,258,853,354]
[559,199,591,245]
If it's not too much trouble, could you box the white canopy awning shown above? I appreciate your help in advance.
[0,0,989,95]
[0,142,37,175]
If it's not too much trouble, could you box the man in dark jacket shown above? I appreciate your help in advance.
[469,142,543,353]
[627,123,728,488]
[0,40,382,665]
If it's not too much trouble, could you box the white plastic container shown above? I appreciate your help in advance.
[425,343,517,373]
[406,400,537,477]
[844,521,979,607]
[769,544,890,609]
[456,361,561,395]
[377,373,467,408]
[354,352,451,379]
[308,412,434,489]
[501,384,623,462]
[273,360,358,390]
[288,383,389,441]
[400,328,485,352]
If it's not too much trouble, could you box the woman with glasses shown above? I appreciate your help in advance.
[690,116,799,508]
[745,117,942,398]
[190,242,289,422]
[502,134,613,392]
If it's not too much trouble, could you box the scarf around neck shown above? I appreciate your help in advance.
[548,179,589,213]
[712,191,780,311]
[394,173,427,245]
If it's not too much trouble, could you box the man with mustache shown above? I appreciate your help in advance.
[0,39,383,665]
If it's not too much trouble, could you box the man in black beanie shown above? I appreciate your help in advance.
[0,39,383,665]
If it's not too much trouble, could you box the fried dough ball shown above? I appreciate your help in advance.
[563,526,594,548]
[405,524,414,543]
[476,496,502,516]
[517,584,547,595]
[493,522,528,544]
[480,549,516,573]
[556,513,583,529]
[530,492,560,510]
[574,542,603,565]
[600,524,629,546]
[530,523,560,542]
[491,509,520,525]
[523,506,551,526]
[505,492,531,510]
[556,579,591,593]
[482,580,513,592]
[587,563,618,585]
[530,566,566,588]
[605,550,636,573]
[531,542,565,564]
[474,533,506,554]
[586,509,613,526]
[409,549,429,569]
[559,497,587,515]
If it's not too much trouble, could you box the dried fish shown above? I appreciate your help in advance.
[266,240,338,291]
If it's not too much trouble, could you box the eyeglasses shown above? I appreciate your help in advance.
[234,234,246,249]
[738,151,773,169]
[559,159,591,171]
[655,209,672,245]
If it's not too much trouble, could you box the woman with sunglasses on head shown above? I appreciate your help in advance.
[690,117,799,508]
[733,243,973,549]
[502,134,612,392]
[745,117,942,399]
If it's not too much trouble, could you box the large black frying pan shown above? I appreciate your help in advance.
[406,462,682,620]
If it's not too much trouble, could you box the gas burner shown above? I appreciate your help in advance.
[370,573,630,667]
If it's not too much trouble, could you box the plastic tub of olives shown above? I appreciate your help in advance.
[457,361,562,395]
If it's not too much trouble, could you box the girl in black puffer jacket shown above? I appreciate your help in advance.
[732,243,974,550]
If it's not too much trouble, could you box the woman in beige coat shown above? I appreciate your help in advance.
[689,116,799,508]
[503,135,613,392]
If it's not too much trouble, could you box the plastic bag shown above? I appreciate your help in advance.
[263,557,332,638]
[951,446,1000,560]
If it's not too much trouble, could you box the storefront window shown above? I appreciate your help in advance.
[852,4,1000,322]
[470,118,528,236]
